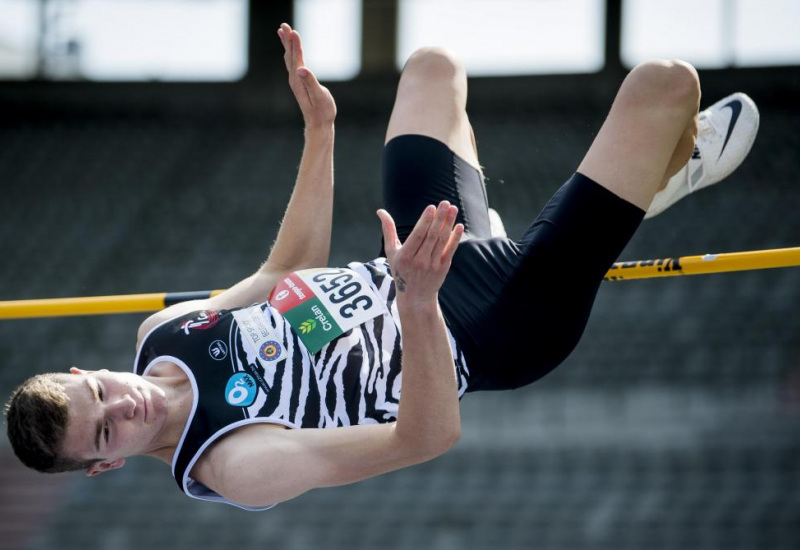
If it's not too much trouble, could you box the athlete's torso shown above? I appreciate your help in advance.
[134,258,470,509]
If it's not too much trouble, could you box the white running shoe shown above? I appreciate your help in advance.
[488,207,507,238]
[645,92,760,219]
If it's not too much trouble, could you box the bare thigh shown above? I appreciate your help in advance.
[577,60,701,211]
[385,47,481,172]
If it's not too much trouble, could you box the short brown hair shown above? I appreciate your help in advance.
[4,373,98,473]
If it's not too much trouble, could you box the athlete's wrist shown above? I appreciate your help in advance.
[395,294,441,317]
[304,123,335,140]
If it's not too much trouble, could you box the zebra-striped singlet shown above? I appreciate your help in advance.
[133,258,470,510]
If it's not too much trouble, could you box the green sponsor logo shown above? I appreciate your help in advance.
[299,319,317,334]
[283,297,344,354]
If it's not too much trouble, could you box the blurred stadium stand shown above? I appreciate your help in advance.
[1,1,799,549]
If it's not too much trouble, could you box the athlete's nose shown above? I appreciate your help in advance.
[108,394,136,420]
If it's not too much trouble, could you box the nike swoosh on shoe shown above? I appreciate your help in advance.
[718,99,742,159]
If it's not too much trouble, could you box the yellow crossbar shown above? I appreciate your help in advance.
[604,246,800,281]
[0,247,798,319]
[0,291,224,320]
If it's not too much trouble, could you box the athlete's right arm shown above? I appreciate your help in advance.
[195,421,454,507]
[193,202,465,507]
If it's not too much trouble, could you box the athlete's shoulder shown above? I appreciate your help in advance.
[136,299,214,350]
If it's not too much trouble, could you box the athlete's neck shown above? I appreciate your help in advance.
[142,361,194,465]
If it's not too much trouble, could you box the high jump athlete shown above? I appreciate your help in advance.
[5,23,759,511]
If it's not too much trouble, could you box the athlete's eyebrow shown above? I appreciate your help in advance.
[84,378,102,453]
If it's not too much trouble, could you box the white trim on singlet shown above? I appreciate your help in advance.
[139,354,291,512]
[132,306,293,511]
[181,417,299,512]
[138,354,294,511]
[140,356,199,481]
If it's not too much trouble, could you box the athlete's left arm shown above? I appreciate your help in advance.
[212,25,336,303]
[212,25,335,303]
[136,25,335,345]
[265,23,336,275]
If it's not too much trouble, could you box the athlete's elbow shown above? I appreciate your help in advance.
[393,416,461,461]
[418,425,461,460]
[439,425,461,454]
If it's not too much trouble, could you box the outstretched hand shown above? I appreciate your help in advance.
[377,202,464,306]
[278,22,337,129]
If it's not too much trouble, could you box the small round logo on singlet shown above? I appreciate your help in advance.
[274,289,290,301]
[209,340,228,361]
[225,373,258,407]
[259,341,282,361]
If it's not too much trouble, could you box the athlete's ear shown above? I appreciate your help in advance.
[70,367,108,375]
[86,458,126,477]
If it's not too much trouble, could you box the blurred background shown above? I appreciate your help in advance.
[1,1,799,549]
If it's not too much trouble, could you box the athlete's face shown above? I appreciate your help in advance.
[59,368,168,476]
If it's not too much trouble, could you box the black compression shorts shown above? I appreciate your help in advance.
[381,134,645,391]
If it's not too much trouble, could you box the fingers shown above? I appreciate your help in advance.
[277,23,306,74]
[278,23,324,113]
[416,202,449,259]
[395,201,462,271]
[380,203,462,300]
[296,66,325,103]
[401,204,436,256]
[441,223,464,265]
[277,23,291,72]
[377,209,400,263]
[291,28,306,69]
[432,202,460,262]
[415,202,460,263]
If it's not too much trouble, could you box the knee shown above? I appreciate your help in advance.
[624,59,700,114]
[402,47,464,81]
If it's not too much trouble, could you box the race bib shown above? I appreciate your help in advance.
[232,306,288,368]
[269,267,387,353]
